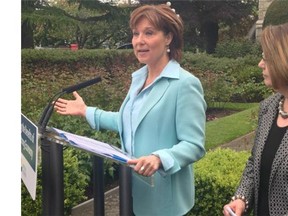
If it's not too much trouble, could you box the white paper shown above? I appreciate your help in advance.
[51,127,132,164]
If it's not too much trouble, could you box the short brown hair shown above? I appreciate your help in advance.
[261,22,288,89]
[130,4,184,62]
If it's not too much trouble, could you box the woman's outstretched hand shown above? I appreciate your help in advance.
[54,91,87,117]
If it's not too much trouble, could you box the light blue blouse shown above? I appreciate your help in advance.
[122,70,148,155]
[122,68,171,156]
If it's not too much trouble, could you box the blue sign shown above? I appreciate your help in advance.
[21,114,38,171]
[21,113,38,200]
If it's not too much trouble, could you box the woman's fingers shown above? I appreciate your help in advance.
[53,91,86,116]
[72,91,80,98]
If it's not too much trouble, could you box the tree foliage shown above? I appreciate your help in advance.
[139,0,258,53]
[21,0,258,52]
[21,0,133,49]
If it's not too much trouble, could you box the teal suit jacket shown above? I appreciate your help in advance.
[86,60,206,216]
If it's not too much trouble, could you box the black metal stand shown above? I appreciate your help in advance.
[41,135,64,216]
[119,165,133,216]
[93,156,105,216]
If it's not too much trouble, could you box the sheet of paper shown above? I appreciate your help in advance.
[46,127,156,187]
[50,127,132,164]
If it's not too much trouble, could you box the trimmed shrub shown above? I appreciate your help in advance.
[214,39,261,59]
[263,0,288,28]
[188,148,250,216]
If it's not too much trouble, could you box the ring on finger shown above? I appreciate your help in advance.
[140,166,145,171]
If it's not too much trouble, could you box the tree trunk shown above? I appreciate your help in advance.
[21,19,34,49]
[202,21,219,54]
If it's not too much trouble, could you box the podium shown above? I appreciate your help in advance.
[39,127,133,216]
[35,77,132,216]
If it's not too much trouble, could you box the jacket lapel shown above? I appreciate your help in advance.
[270,95,288,185]
[257,97,279,153]
[254,94,280,207]
[135,78,170,130]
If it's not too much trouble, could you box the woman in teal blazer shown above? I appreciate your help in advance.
[55,3,206,216]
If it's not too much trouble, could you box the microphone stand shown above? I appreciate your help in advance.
[38,91,66,216]
[38,91,66,132]
[38,77,102,216]
[39,76,101,131]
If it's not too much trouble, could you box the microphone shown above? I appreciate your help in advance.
[38,76,102,131]
[62,76,102,94]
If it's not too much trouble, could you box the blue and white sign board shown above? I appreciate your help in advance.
[21,114,38,200]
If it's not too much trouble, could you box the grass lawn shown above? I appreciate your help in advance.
[205,104,259,150]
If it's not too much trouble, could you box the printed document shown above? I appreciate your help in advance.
[49,127,132,164]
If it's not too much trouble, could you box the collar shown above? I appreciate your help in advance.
[132,59,180,80]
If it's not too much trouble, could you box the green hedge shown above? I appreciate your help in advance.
[181,53,272,103]
[214,39,261,59]
[22,49,271,113]
[189,148,251,216]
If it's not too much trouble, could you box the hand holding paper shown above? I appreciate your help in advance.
[128,154,161,177]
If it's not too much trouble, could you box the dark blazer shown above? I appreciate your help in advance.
[235,92,288,216]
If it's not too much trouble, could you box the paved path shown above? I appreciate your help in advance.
[71,186,120,216]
